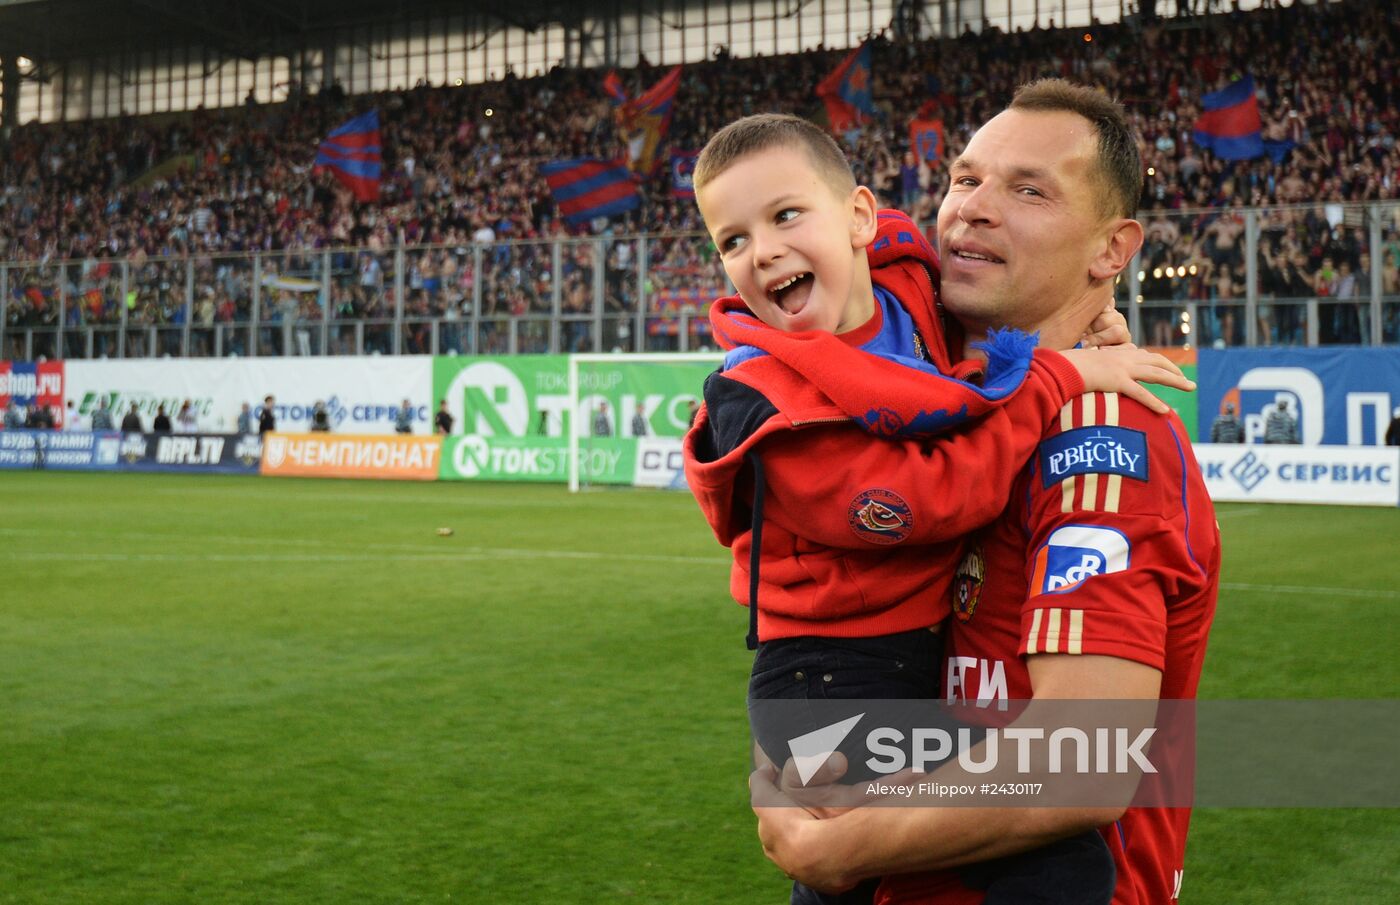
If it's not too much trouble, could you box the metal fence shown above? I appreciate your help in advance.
[3,201,1398,361]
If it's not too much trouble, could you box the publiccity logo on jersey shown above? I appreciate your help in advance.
[748,698,1189,810]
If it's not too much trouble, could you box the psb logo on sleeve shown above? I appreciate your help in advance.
[1039,426,1148,488]
[1031,525,1130,595]
[847,489,914,545]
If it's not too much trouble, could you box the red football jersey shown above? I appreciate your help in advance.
[877,392,1220,905]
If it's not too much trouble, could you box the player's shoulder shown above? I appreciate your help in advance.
[1035,391,1193,493]
[1043,391,1189,441]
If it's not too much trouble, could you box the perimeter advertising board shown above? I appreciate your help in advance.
[116,433,263,474]
[438,435,636,483]
[1195,443,1399,506]
[1198,347,1400,446]
[0,430,120,470]
[63,358,433,435]
[433,356,712,483]
[0,361,65,426]
[260,433,441,480]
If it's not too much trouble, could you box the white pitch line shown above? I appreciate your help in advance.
[1220,582,1400,601]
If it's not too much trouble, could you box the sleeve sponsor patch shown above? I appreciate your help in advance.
[1030,524,1131,595]
[1039,426,1149,488]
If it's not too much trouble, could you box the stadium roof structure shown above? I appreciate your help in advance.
[0,0,591,64]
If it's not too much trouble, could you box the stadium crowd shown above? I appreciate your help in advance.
[1,0,1397,343]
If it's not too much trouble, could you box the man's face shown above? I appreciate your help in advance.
[937,109,1119,333]
[697,145,874,335]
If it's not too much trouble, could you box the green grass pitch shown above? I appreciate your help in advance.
[1,472,1396,903]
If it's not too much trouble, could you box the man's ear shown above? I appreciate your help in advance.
[849,185,879,250]
[1090,218,1144,282]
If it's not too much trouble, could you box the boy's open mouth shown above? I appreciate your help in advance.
[768,272,814,314]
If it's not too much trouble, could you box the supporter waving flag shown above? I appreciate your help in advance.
[1192,76,1264,161]
[610,66,683,178]
[816,42,874,133]
[314,110,382,202]
[601,71,628,106]
[542,159,641,224]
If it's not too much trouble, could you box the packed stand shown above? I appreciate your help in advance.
[1,0,1397,345]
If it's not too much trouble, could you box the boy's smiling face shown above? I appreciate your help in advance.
[697,144,877,334]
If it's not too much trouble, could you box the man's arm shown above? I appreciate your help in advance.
[754,655,1161,893]
[756,392,1214,892]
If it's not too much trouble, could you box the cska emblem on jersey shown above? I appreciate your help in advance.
[847,489,914,545]
[953,543,985,622]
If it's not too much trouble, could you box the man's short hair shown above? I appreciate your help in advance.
[1009,79,1142,219]
[693,113,855,197]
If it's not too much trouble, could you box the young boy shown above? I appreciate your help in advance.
[683,114,1189,905]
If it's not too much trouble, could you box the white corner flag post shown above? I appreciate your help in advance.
[568,352,723,493]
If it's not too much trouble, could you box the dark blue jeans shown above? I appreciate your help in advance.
[747,629,1114,905]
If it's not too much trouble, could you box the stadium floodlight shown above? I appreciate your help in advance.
[567,352,722,493]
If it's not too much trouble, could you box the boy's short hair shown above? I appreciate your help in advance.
[693,113,856,197]
[1008,79,1142,220]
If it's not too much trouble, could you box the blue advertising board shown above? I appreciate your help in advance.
[1198,348,1400,446]
[116,433,263,474]
[0,430,122,470]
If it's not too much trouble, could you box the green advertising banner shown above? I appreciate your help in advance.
[1147,364,1198,442]
[433,355,717,482]
[439,435,636,483]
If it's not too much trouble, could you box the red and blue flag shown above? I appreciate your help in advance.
[816,43,874,133]
[1192,77,1264,161]
[542,159,641,224]
[909,118,944,163]
[611,66,682,178]
[670,151,699,198]
[314,110,382,202]
[602,71,629,106]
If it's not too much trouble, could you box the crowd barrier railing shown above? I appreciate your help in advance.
[4,202,1398,360]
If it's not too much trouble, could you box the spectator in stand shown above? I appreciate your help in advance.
[1263,398,1301,444]
[3,401,24,429]
[152,404,173,433]
[0,0,1393,297]
[630,403,648,438]
[63,400,82,431]
[592,401,612,437]
[1210,401,1244,442]
[175,399,197,433]
[236,403,253,434]
[394,399,414,434]
[434,399,454,435]
[1386,406,1400,447]
[258,395,276,434]
[311,401,331,432]
[90,397,116,431]
[24,405,54,429]
[121,403,143,433]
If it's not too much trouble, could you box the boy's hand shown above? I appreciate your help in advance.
[1060,346,1195,415]
[1080,304,1133,349]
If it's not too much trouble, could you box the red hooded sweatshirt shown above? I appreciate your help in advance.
[683,211,1085,645]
